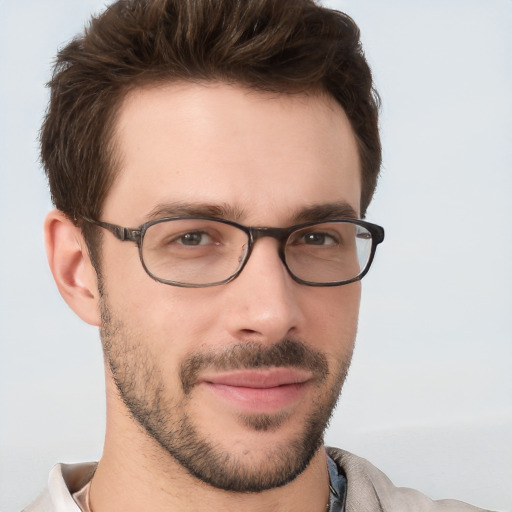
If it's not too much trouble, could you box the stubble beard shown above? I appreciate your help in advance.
[100,297,353,493]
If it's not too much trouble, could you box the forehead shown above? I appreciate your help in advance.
[105,82,361,225]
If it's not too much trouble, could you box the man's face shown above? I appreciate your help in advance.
[98,83,362,491]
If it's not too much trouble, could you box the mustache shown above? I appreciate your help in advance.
[179,338,329,395]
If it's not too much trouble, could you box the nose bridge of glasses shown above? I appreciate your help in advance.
[245,226,291,272]
[239,227,292,285]
[249,226,291,245]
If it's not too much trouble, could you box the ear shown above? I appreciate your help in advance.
[44,209,101,326]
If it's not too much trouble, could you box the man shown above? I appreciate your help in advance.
[25,0,493,511]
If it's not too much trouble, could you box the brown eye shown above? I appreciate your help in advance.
[293,231,338,246]
[177,232,213,246]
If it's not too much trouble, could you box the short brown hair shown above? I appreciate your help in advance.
[41,0,381,264]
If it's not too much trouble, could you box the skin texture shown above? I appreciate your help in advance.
[45,83,362,512]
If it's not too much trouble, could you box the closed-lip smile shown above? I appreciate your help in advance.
[197,368,313,413]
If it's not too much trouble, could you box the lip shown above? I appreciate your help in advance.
[198,368,312,413]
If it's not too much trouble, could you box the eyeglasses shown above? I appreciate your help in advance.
[81,216,384,288]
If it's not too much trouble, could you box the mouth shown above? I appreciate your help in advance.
[197,368,313,413]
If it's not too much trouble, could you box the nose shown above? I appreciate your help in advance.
[222,237,304,344]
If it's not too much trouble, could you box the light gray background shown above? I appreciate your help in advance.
[0,1,511,511]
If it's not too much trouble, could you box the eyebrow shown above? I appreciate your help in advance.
[145,201,246,222]
[144,200,359,225]
[291,202,360,223]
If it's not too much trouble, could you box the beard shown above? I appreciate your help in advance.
[100,296,353,493]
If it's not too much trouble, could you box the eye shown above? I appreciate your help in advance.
[297,231,338,246]
[176,231,214,246]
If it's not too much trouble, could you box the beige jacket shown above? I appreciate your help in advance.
[24,448,493,512]
[328,448,492,512]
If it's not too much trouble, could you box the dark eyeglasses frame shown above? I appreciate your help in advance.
[80,215,385,288]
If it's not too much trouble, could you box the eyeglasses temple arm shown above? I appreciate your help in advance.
[81,216,141,243]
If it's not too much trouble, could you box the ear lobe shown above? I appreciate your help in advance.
[44,209,101,326]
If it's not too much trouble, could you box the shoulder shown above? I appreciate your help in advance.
[22,462,97,512]
[326,447,493,512]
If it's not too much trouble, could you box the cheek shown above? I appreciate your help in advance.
[301,282,360,353]
[103,270,222,363]
[306,280,360,317]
